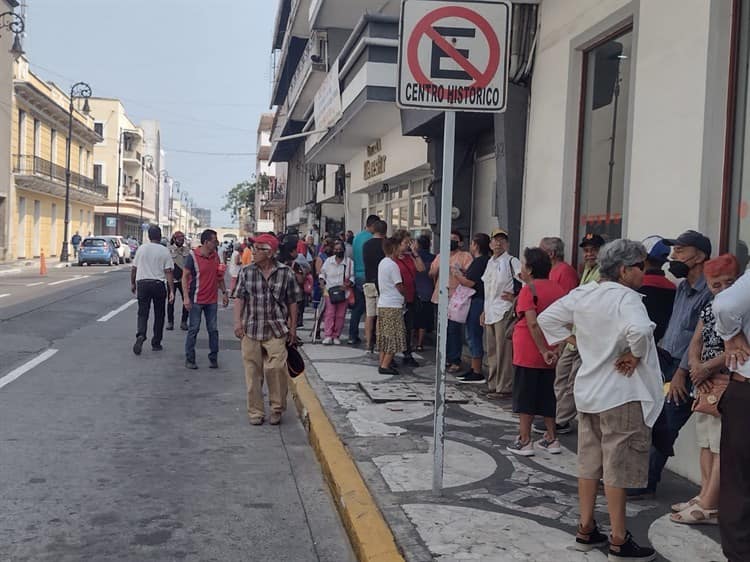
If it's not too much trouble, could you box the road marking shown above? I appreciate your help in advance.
[0,293,10,299]
[97,299,137,322]
[0,349,58,391]
[47,274,89,286]
[0,269,21,277]
[26,282,44,287]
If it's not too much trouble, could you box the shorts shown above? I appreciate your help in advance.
[363,283,378,317]
[578,401,651,488]
[511,366,556,418]
[695,412,721,453]
[414,299,435,331]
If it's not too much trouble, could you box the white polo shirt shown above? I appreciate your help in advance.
[134,242,174,282]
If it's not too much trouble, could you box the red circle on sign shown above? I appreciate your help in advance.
[407,5,501,89]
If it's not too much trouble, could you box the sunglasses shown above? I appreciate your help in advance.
[629,261,645,271]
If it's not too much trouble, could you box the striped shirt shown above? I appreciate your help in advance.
[235,261,302,341]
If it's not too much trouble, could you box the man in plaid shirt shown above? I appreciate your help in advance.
[233,234,301,425]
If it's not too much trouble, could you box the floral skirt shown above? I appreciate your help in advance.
[376,307,406,355]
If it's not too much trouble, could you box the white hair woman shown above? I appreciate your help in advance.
[537,239,663,561]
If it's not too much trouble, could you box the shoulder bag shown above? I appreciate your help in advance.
[505,281,538,340]
[447,284,476,323]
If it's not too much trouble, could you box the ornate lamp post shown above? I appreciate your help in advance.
[171,179,180,235]
[60,82,92,262]
[140,154,153,236]
[0,11,25,59]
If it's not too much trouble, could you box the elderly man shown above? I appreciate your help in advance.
[539,239,662,561]
[540,236,579,294]
[535,233,604,435]
[712,268,750,562]
[233,233,301,425]
[168,230,191,330]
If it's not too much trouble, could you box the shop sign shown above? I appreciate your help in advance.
[363,139,387,180]
[105,217,117,228]
[397,0,511,112]
[313,59,342,136]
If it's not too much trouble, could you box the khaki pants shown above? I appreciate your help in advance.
[554,346,582,425]
[241,335,288,421]
[485,311,514,393]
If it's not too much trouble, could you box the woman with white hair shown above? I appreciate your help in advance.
[538,239,663,561]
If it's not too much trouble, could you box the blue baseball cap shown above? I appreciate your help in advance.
[642,235,671,265]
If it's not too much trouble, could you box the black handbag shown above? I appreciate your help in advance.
[328,285,346,304]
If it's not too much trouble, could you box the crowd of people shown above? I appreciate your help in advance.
[129,220,750,562]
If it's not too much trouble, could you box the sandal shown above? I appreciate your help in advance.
[415,345,424,352]
[447,364,462,373]
[670,503,718,525]
[671,496,701,513]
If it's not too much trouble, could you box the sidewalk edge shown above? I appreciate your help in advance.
[290,374,405,562]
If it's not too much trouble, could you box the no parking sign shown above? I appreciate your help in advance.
[397,0,511,112]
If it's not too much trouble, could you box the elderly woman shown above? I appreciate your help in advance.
[538,239,663,561]
[318,240,354,345]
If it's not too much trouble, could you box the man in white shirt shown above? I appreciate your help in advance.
[131,225,175,355]
[712,267,750,562]
[481,228,521,398]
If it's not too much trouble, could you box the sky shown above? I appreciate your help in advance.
[21,0,277,227]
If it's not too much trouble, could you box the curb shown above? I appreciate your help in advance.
[290,374,405,562]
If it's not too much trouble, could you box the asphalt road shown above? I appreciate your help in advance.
[0,267,354,561]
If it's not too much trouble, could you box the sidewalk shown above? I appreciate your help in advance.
[291,310,725,562]
[0,256,71,276]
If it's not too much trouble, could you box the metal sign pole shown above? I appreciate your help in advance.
[432,110,456,494]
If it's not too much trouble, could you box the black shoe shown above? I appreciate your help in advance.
[533,421,572,435]
[608,531,656,561]
[180,321,188,331]
[402,355,419,367]
[185,360,198,370]
[378,366,399,375]
[458,371,486,384]
[209,358,218,369]
[349,338,362,346]
[133,336,146,355]
[152,344,163,351]
[166,323,174,331]
[575,522,608,552]
[625,487,656,500]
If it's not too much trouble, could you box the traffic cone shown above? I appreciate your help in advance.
[39,249,47,276]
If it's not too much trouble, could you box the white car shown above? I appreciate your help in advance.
[96,235,132,264]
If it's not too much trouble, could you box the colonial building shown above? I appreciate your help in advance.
[10,57,104,259]
[255,112,286,234]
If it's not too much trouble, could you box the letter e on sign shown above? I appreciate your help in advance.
[397,0,511,113]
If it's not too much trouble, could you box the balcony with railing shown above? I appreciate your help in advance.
[122,149,142,166]
[13,154,108,202]
[286,29,329,121]
[261,186,287,211]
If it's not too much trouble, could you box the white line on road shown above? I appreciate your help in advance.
[47,274,89,286]
[0,269,21,277]
[0,349,58,391]
[26,282,44,287]
[0,293,10,299]
[97,299,137,322]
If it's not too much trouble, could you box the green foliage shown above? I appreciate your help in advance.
[222,174,270,220]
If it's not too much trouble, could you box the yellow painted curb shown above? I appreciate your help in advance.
[290,373,405,562]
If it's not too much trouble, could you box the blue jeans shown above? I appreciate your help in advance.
[185,303,218,363]
[447,319,464,365]
[645,356,693,491]
[348,279,366,342]
[465,298,484,358]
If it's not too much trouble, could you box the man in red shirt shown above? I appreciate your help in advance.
[394,230,427,367]
[183,229,229,369]
[541,236,579,294]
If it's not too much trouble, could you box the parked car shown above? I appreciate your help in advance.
[96,235,132,264]
[78,237,119,266]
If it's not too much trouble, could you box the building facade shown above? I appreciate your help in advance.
[10,57,104,259]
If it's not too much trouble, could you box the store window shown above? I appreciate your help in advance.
[729,2,750,270]
[575,28,633,252]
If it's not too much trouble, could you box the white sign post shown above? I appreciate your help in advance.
[397,0,511,494]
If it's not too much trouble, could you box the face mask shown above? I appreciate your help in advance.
[334,251,345,258]
[668,260,690,279]
[450,240,459,251]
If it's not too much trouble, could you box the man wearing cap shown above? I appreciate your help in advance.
[233,233,302,426]
[639,236,676,343]
[535,233,604,435]
[480,228,521,398]
[168,230,191,331]
[629,229,712,499]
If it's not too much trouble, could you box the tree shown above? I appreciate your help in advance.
[222,174,270,222]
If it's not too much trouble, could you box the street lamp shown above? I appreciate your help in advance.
[0,11,25,59]
[140,154,153,237]
[60,81,92,262]
[170,179,180,235]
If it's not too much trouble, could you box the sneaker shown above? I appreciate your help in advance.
[152,344,163,351]
[608,531,656,562]
[185,360,198,370]
[533,421,572,435]
[166,322,174,331]
[378,366,400,375]
[248,417,264,426]
[402,355,420,367]
[322,337,333,345]
[180,321,188,331]
[333,338,342,345]
[269,412,282,425]
[209,358,218,369]
[133,336,146,355]
[575,522,608,552]
[506,438,534,456]
[458,371,486,384]
[350,338,362,346]
[626,487,656,501]
[535,437,562,454]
